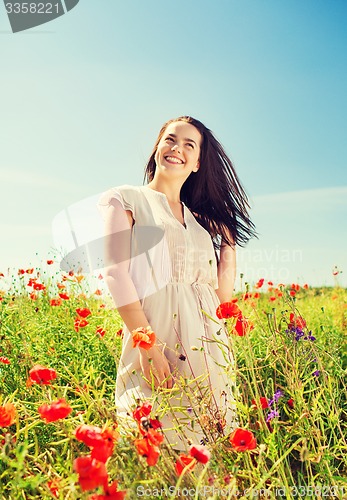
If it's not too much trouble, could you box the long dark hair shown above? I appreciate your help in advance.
[143,116,257,249]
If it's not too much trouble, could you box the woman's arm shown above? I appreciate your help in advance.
[103,200,172,389]
[215,233,236,303]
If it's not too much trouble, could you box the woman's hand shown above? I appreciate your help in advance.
[139,344,173,390]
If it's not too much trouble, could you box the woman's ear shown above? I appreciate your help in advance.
[194,160,200,173]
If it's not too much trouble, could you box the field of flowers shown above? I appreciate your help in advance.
[0,262,346,499]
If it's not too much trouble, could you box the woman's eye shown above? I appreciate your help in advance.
[186,143,194,148]
[165,137,174,142]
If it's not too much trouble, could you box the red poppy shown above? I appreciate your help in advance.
[269,296,276,302]
[50,298,62,307]
[75,424,104,447]
[47,260,54,265]
[116,328,123,338]
[255,278,264,289]
[268,281,273,286]
[287,398,294,409]
[233,317,254,336]
[0,272,4,277]
[73,456,108,492]
[33,283,46,291]
[57,283,65,289]
[88,481,127,500]
[74,318,89,332]
[303,284,309,290]
[253,292,260,299]
[175,454,196,476]
[38,398,72,423]
[47,478,60,498]
[75,425,119,463]
[96,327,106,338]
[290,290,296,296]
[26,268,34,274]
[288,313,306,330]
[146,428,164,447]
[216,301,241,319]
[76,308,92,318]
[229,427,257,452]
[18,269,25,275]
[58,292,70,300]
[189,444,211,464]
[29,364,57,385]
[132,327,156,350]
[0,402,16,427]
[0,356,10,364]
[251,397,269,409]
[29,292,38,300]
[94,289,103,296]
[133,402,152,422]
[134,436,160,466]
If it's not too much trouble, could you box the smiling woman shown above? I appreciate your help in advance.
[98,115,257,451]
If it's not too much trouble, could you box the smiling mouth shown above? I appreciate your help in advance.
[164,155,184,164]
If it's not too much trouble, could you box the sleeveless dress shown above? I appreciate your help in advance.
[98,185,237,450]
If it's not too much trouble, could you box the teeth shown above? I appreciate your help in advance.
[165,156,183,164]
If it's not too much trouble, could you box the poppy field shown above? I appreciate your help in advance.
[0,263,346,499]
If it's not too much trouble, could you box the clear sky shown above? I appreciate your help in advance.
[1,0,346,288]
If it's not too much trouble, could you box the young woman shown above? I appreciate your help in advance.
[98,116,256,450]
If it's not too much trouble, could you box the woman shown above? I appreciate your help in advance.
[98,116,256,450]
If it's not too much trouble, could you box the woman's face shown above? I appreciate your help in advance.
[154,121,202,181]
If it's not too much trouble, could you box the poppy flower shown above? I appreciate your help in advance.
[18,269,25,275]
[26,268,34,274]
[189,444,211,464]
[88,481,127,500]
[116,328,123,338]
[38,398,72,423]
[58,292,70,300]
[50,298,62,307]
[134,436,160,466]
[94,289,103,296]
[75,424,105,448]
[76,308,92,318]
[216,301,241,319]
[233,317,254,336]
[75,425,119,463]
[132,327,156,350]
[255,278,264,289]
[96,327,106,338]
[33,282,46,291]
[29,292,38,300]
[57,283,65,289]
[90,429,118,463]
[175,454,196,476]
[132,402,152,422]
[146,428,164,447]
[73,455,108,492]
[229,427,257,452]
[29,364,57,385]
[251,397,269,409]
[0,402,16,427]
[287,398,294,409]
[288,313,306,331]
[47,478,60,498]
[74,318,89,332]
[0,356,10,364]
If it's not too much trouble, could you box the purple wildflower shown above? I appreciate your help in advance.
[266,410,279,422]
[313,370,320,377]
[268,389,283,407]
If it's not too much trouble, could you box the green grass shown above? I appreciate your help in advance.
[0,268,346,499]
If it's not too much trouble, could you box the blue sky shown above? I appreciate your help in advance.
[1,0,346,288]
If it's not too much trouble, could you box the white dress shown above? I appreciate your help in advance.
[98,185,237,450]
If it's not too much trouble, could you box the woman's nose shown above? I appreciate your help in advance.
[172,143,181,152]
